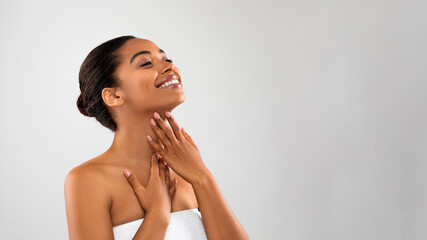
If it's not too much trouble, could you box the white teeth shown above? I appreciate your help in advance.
[159,79,180,88]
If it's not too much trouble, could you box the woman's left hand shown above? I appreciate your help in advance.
[146,111,210,185]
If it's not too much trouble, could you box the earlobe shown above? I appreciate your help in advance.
[102,88,124,107]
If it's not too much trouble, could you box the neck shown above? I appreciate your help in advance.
[105,110,167,170]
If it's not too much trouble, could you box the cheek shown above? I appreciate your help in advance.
[126,72,157,98]
[174,68,182,79]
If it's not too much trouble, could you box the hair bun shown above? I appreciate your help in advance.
[76,35,135,132]
[77,95,90,117]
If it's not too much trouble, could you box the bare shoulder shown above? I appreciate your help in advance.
[64,157,114,239]
[65,156,114,205]
[65,158,110,193]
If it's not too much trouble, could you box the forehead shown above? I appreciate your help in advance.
[120,38,163,58]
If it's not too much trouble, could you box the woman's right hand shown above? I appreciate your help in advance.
[123,152,178,219]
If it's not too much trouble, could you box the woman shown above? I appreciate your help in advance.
[64,36,249,240]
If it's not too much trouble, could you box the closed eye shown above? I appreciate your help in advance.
[140,59,173,67]
[140,61,152,67]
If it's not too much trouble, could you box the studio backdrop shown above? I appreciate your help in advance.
[0,0,426,239]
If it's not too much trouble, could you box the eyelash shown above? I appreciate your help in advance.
[140,59,173,67]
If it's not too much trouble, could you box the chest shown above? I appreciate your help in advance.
[108,169,198,227]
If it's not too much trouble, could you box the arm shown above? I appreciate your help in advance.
[132,211,169,240]
[192,170,249,240]
[64,167,114,240]
[146,112,249,239]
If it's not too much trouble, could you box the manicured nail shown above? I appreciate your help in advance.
[154,112,161,119]
[150,118,156,127]
[123,168,132,178]
[146,134,153,142]
[165,163,169,169]
[165,111,171,118]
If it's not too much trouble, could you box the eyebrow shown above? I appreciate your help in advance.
[130,49,165,64]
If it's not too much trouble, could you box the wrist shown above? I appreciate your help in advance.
[191,169,214,188]
[145,210,170,225]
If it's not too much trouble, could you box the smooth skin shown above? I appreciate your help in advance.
[64,38,248,239]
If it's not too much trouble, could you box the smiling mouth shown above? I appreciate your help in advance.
[158,79,182,89]
[156,73,182,88]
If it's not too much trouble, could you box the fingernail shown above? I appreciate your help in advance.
[165,111,171,118]
[155,152,160,159]
[154,112,161,119]
[146,134,153,142]
[165,163,169,168]
[123,168,132,178]
[150,118,156,127]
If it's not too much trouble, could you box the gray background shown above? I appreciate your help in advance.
[0,0,426,239]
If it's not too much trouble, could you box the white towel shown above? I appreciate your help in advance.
[113,208,207,240]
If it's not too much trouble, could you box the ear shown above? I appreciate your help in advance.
[102,87,124,107]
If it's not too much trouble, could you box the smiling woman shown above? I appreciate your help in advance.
[65,35,249,240]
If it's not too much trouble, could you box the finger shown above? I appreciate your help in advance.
[146,134,167,155]
[165,111,184,141]
[181,127,199,151]
[149,153,160,181]
[150,117,172,149]
[169,178,177,199]
[165,163,171,189]
[152,112,176,146]
[123,168,145,200]
[158,158,166,182]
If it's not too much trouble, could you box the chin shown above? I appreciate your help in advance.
[179,93,185,103]
[174,91,185,103]
[167,94,185,110]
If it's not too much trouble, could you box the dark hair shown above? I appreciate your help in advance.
[77,35,136,132]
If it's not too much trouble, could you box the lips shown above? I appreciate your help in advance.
[156,73,180,88]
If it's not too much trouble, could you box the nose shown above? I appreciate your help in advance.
[161,61,175,74]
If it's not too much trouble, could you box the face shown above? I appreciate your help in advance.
[109,38,185,115]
